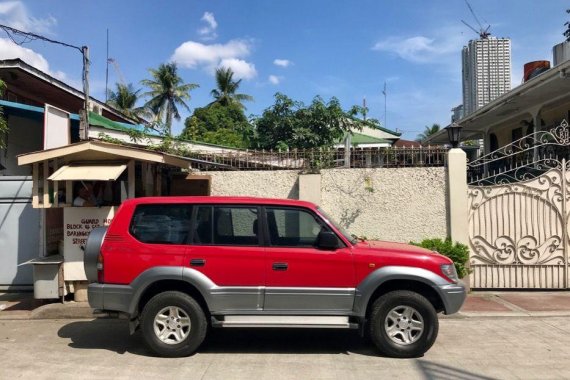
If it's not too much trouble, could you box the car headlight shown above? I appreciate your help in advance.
[440,264,458,283]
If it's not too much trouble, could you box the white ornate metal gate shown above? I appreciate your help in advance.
[467,120,570,288]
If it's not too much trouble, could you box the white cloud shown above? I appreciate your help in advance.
[202,12,217,30]
[372,28,464,64]
[0,5,78,89]
[219,58,257,80]
[198,11,218,40]
[172,39,250,68]
[273,59,292,68]
[0,1,56,34]
[172,39,257,80]
[0,38,69,80]
[268,75,282,85]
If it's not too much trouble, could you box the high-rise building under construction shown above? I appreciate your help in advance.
[462,37,511,116]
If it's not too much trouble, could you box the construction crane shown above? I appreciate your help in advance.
[461,0,491,39]
[107,57,126,85]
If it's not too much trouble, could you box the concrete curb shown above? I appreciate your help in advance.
[3,290,570,320]
[0,302,111,320]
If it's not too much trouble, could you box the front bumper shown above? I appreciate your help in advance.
[438,281,467,315]
[88,283,133,315]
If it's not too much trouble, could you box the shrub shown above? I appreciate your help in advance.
[410,238,470,279]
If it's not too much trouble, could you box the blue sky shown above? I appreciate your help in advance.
[0,1,567,139]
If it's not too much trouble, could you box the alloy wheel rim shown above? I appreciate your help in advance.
[384,305,424,345]
[153,306,191,345]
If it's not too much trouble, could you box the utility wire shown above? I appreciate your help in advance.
[0,24,83,52]
[0,23,91,140]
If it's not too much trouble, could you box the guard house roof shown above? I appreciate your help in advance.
[426,59,570,144]
[17,140,232,169]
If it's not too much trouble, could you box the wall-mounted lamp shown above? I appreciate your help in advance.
[445,123,462,148]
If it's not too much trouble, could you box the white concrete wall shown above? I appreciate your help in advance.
[207,171,299,199]
[204,167,448,243]
[320,168,447,243]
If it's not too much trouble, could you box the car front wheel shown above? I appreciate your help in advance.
[140,291,207,357]
[368,290,438,358]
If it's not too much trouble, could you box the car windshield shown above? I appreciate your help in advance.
[316,207,358,245]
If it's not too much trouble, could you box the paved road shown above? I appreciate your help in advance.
[1,317,570,379]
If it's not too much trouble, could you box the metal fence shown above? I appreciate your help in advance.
[186,146,449,171]
[467,120,570,186]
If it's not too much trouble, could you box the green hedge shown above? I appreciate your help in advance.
[410,238,470,279]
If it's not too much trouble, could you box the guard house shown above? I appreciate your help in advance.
[0,58,226,297]
[17,141,216,299]
[0,58,146,291]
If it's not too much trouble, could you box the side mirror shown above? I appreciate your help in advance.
[317,231,339,250]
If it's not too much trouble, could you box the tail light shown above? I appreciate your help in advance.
[96,253,104,283]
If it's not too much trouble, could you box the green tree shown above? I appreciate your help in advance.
[106,83,144,120]
[210,67,253,108]
[415,123,441,143]
[252,93,364,150]
[180,102,252,148]
[0,80,7,149]
[141,63,199,135]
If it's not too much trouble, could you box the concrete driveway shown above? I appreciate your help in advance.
[1,316,569,379]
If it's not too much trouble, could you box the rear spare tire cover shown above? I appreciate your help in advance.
[83,226,108,283]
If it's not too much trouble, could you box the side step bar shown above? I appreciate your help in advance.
[212,315,357,329]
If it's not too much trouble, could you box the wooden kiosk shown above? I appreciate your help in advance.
[17,140,212,300]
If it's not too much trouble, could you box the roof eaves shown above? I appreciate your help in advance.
[371,125,402,137]
[425,60,570,144]
[0,58,137,124]
[459,59,570,126]
[350,132,390,144]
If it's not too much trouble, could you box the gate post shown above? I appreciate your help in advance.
[447,148,468,243]
[447,148,470,285]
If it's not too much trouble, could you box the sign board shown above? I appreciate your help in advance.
[44,104,70,150]
[63,206,116,281]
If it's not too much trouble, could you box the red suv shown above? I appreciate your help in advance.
[84,196,465,358]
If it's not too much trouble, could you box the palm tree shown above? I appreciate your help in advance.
[210,67,253,108]
[107,83,143,120]
[416,123,441,143]
[141,63,199,135]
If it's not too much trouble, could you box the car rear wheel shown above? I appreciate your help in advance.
[140,291,207,357]
[368,290,438,358]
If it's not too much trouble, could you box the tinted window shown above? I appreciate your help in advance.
[266,207,328,247]
[130,204,192,244]
[193,206,259,246]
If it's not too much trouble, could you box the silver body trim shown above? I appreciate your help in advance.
[218,315,351,328]
[264,287,355,313]
[89,265,465,323]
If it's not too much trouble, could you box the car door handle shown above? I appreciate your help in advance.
[272,262,288,271]
[190,259,206,267]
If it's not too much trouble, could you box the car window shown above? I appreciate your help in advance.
[193,205,259,246]
[130,204,192,244]
[266,207,328,248]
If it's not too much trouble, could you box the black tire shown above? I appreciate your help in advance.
[140,291,207,357]
[367,290,438,358]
